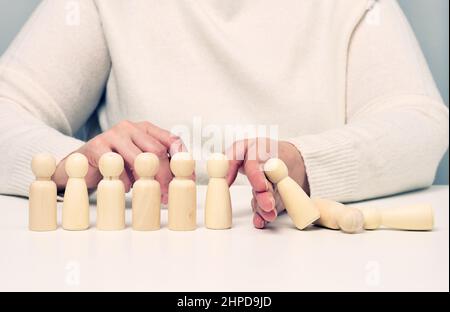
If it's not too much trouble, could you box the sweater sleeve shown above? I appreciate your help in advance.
[0,0,111,196]
[288,0,449,202]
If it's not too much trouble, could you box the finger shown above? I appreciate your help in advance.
[226,160,241,186]
[255,201,277,222]
[104,132,142,189]
[272,187,285,213]
[84,164,103,191]
[225,140,247,186]
[251,197,257,212]
[53,156,71,190]
[82,141,113,189]
[252,191,277,221]
[255,191,276,213]
[244,159,269,193]
[119,169,133,193]
[168,137,187,155]
[130,130,168,159]
[252,193,276,226]
[156,155,172,205]
[110,140,143,182]
[136,122,187,155]
[253,212,266,229]
[80,135,134,191]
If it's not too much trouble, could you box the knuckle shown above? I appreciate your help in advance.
[121,120,133,127]
[111,120,137,136]
[138,121,153,128]
[117,120,134,131]
[107,127,121,137]
[169,135,184,150]
[90,135,107,149]
[153,146,168,158]
[169,135,181,143]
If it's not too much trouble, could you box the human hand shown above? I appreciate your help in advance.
[53,120,185,204]
[226,138,309,229]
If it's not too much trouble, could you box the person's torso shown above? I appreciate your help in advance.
[92,0,369,181]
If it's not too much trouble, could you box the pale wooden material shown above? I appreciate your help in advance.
[205,153,232,230]
[29,154,57,231]
[96,152,126,231]
[132,153,161,231]
[312,198,364,234]
[168,152,197,231]
[264,158,319,230]
[358,204,434,231]
[62,153,89,231]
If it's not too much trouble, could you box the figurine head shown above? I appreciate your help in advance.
[134,153,160,178]
[207,153,229,178]
[170,152,195,178]
[65,153,89,178]
[99,152,124,178]
[263,158,288,184]
[31,153,56,179]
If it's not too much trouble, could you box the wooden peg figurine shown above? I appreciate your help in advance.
[29,153,57,231]
[358,204,434,231]
[96,152,126,231]
[168,152,197,231]
[205,153,232,230]
[62,153,90,231]
[132,153,161,231]
[264,158,319,230]
[312,198,364,234]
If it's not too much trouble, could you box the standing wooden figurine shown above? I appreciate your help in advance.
[205,153,232,230]
[62,153,90,231]
[97,152,126,231]
[168,152,197,231]
[29,153,57,231]
[264,158,320,230]
[132,153,161,231]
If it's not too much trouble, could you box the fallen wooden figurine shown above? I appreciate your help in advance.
[312,198,365,234]
[312,199,434,233]
[358,204,434,231]
[263,158,434,233]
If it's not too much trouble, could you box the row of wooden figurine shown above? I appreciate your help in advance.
[29,151,230,231]
[29,151,435,233]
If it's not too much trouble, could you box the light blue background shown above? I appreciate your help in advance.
[0,0,448,184]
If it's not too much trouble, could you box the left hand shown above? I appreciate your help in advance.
[226,138,309,229]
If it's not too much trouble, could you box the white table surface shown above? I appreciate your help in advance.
[0,185,448,292]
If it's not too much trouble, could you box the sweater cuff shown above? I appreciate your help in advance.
[7,132,84,197]
[287,132,359,202]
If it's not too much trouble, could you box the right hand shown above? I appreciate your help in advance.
[226,138,309,229]
[53,120,185,204]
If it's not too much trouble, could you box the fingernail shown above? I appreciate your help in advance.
[258,216,265,228]
[265,179,270,191]
[162,194,168,205]
[259,219,266,228]
[270,197,276,210]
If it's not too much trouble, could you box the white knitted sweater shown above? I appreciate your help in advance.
[0,0,448,201]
